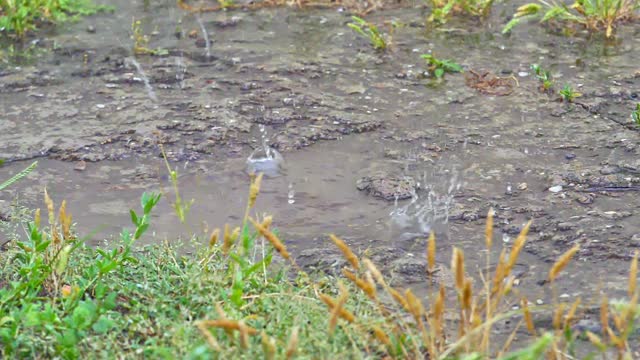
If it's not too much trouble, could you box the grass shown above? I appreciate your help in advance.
[347,16,389,51]
[421,53,462,79]
[632,103,640,125]
[559,84,581,102]
[1,172,639,359]
[502,0,640,37]
[0,0,111,37]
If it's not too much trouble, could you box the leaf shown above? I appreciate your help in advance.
[71,303,94,330]
[92,316,114,334]
[129,210,138,226]
[435,68,445,78]
[103,292,118,310]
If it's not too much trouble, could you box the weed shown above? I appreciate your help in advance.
[531,63,554,92]
[0,0,111,37]
[421,53,462,79]
[502,0,640,38]
[347,16,388,51]
[0,190,160,358]
[131,18,168,56]
[160,145,193,224]
[428,0,496,24]
[559,84,582,102]
[632,103,640,125]
[0,161,37,191]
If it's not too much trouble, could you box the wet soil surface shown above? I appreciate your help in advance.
[2,0,640,350]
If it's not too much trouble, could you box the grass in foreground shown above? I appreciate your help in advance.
[1,171,639,359]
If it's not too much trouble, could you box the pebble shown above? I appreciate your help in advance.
[548,185,563,193]
[559,293,570,298]
[517,183,528,191]
[565,153,576,160]
[536,299,544,305]
[87,25,96,33]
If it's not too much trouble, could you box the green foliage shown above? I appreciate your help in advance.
[632,103,640,125]
[502,0,640,37]
[347,16,387,51]
[0,192,159,358]
[0,0,112,37]
[531,63,554,91]
[559,84,581,102]
[428,0,496,24]
[0,161,37,191]
[421,53,462,79]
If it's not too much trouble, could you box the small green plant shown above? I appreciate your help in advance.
[347,16,387,51]
[0,161,37,191]
[421,53,462,79]
[559,84,582,102]
[160,145,193,224]
[0,191,160,358]
[0,0,111,37]
[632,103,640,125]
[502,0,640,38]
[531,63,554,91]
[217,0,235,8]
[428,0,496,24]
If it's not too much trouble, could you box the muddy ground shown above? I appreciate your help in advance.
[1,0,640,350]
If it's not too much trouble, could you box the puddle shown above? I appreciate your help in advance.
[1,0,640,347]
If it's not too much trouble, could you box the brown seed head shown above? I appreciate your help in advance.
[330,234,359,270]
[248,172,263,209]
[372,326,392,346]
[629,251,638,298]
[485,208,494,249]
[506,220,531,275]
[342,269,376,300]
[261,332,276,360]
[549,244,579,282]
[462,278,472,311]
[318,293,356,322]
[329,282,349,335]
[286,327,299,359]
[427,231,436,273]
[208,228,220,247]
[44,188,54,225]
[249,217,291,260]
[451,247,465,290]
[521,298,536,335]
[34,208,41,229]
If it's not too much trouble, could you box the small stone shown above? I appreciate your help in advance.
[557,222,574,231]
[559,293,570,298]
[536,299,544,305]
[517,183,528,191]
[632,234,640,242]
[549,185,563,193]
[600,166,620,175]
[87,25,96,33]
[74,161,87,171]
[565,153,576,160]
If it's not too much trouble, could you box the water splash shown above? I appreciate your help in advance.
[195,15,211,60]
[246,125,284,176]
[287,182,295,204]
[175,54,186,89]
[125,57,157,102]
[389,152,462,241]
